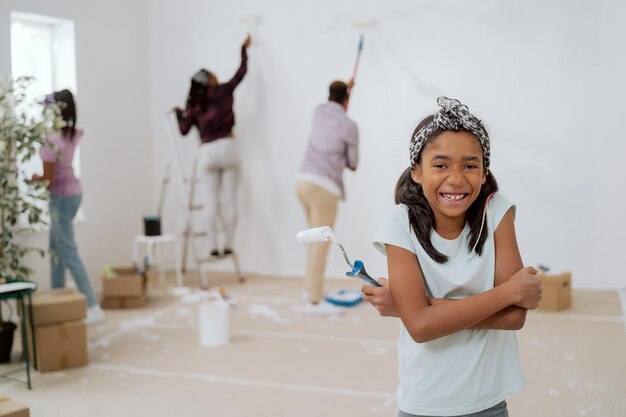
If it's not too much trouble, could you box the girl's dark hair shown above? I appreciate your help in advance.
[186,70,212,110]
[53,89,77,140]
[394,115,499,263]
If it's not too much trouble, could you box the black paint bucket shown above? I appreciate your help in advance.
[143,215,161,236]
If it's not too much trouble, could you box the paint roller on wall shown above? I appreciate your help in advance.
[238,13,260,26]
[350,34,364,82]
[238,13,260,39]
[351,20,378,72]
[351,18,377,77]
[296,226,382,287]
[345,19,377,111]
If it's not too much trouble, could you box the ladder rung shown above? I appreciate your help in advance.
[196,253,234,263]
[197,257,217,264]
[183,230,208,237]
[189,204,205,210]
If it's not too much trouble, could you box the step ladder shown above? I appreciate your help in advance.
[163,111,244,288]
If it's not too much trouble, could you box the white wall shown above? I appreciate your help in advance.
[0,0,153,291]
[147,0,625,290]
[2,1,623,291]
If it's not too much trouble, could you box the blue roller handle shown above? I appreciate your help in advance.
[346,260,382,287]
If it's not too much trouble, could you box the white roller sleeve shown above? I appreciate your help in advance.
[296,226,336,244]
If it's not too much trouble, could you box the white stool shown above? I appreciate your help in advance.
[132,234,183,287]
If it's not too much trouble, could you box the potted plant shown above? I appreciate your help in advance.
[0,74,63,361]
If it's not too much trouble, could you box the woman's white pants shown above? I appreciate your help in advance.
[197,137,240,251]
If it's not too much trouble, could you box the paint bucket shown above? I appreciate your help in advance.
[198,295,230,347]
[143,215,161,236]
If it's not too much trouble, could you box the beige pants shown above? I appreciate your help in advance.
[295,181,340,304]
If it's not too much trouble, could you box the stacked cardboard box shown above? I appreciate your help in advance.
[101,267,147,309]
[0,397,29,417]
[24,288,88,372]
[538,272,572,311]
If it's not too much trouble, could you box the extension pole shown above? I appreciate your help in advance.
[346,34,363,112]
[351,34,364,81]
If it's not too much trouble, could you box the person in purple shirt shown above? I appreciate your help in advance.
[33,89,104,324]
[174,34,251,259]
[295,79,359,315]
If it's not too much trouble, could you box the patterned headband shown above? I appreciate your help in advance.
[409,97,490,169]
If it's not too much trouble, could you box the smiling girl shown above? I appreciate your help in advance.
[366,97,541,416]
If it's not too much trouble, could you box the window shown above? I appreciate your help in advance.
[11,11,79,177]
[10,11,83,223]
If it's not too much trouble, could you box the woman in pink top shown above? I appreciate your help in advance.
[33,89,104,324]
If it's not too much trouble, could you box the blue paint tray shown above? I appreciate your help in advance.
[324,289,363,307]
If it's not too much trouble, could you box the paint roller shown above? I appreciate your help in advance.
[352,18,378,30]
[345,19,377,111]
[296,226,382,287]
[238,13,260,38]
[295,226,334,244]
[349,18,377,81]
[238,13,260,26]
[344,35,364,113]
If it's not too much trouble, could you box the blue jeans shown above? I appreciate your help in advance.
[49,193,97,307]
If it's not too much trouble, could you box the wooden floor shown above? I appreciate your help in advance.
[0,272,624,417]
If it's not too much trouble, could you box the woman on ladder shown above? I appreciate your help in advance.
[173,34,251,259]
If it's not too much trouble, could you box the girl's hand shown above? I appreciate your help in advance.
[508,267,542,309]
[361,278,400,317]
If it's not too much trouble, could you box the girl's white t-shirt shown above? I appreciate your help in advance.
[374,192,526,416]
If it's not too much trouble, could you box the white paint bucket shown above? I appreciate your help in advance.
[198,295,230,347]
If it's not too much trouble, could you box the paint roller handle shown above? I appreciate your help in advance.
[356,262,382,287]
[350,35,364,82]
[346,35,362,112]
[344,78,356,112]
[347,260,382,287]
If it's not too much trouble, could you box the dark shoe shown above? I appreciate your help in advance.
[210,249,220,258]
[223,248,233,257]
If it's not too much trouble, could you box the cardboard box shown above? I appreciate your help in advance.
[102,267,146,298]
[23,288,86,326]
[538,272,572,311]
[29,320,88,372]
[101,293,147,309]
[101,267,147,308]
[0,397,29,417]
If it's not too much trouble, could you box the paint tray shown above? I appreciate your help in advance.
[324,289,363,307]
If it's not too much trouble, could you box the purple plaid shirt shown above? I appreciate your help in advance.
[299,101,359,199]
[176,46,248,143]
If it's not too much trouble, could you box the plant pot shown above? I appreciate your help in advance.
[0,321,17,363]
